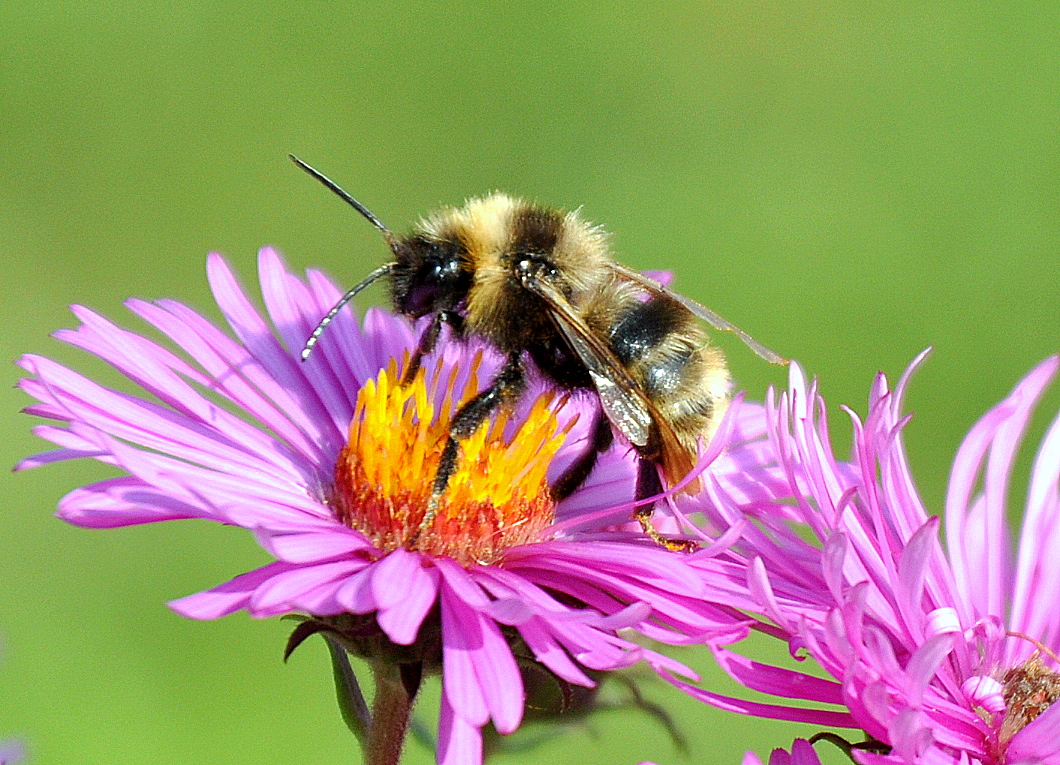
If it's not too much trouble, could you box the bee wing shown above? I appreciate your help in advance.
[520,273,696,484]
[608,262,788,366]
[521,275,651,446]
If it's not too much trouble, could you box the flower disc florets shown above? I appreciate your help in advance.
[997,654,1060,750]
[333,356,573,565]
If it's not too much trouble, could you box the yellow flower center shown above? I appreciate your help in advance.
[332,354,574,566]
[999,655,1060,747]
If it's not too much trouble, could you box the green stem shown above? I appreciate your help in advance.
[365,663,417,765]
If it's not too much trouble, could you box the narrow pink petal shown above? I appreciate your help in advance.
[206,253,345,453]
[18,417,120,464]
[980,357,1059,618]
[440,575,524,732]
[99,435,325,528]
[512,540,705,594]
[514,617,595,686]
[17,396,67,422]
[59,305,214,413]
[57,477,205,527]
[28,355,301,487]
[887,707,935,763]
[475,567,604,626]
[895,518,941,644]
[437,693,483,765]
[946,358,1057,618]
[168,562,300,619]
[541,618,639,672]
[369,548,423,610]
[304,268,378,388]
[1011,398,1060,645]
[711,646,845,705]
[747,556,796,634]
[439,585,489,726]
[946,401,1012,612]
[370,549,441,644]
[903,632,957,703]
[475,627,524,733]
[505,547,714,630]
[17,443,111,470]
[26,423,103,454]
[247,560,363,615]
[127,297,324,465]
[255,529,372,563]
[661,671,857,727]
[480,596,535,626]
[361,306,416,376]
[436,557,491,609]
[258,248,357,428]
[332,567,377,613]
[152,295,332,458]
[377,562,439,646]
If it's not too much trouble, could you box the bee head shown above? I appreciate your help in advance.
[390,235,472,318]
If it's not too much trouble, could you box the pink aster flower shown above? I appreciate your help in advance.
[670,353,1060,765]
[644,738,825,765]
[740,739,824,765]
[18,248,760,765]
[0,644,25,765]
[0,742,23,765]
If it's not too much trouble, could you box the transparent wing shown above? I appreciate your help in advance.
[519,271,695,482]
[608,262,788,366]
[523,274,651,446]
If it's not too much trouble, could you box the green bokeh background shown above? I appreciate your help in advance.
[3,2,1059,763]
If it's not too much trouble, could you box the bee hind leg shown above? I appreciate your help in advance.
[550,407,614,501]
[633,458,696,552]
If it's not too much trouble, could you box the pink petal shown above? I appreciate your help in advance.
[247,560,363,616]
[256,528,372,563]
[372,550,440,645]
[439,586,489,727]
[1007,698,1060,764]
[169,562,299,619]
[437,693,483,765]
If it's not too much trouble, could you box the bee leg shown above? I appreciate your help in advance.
[407,353,526,546]
[401,310,463,385]
[632,458,695,552]
[550,408,613,501]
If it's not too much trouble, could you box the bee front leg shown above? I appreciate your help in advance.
[402,310,464,385]
[633,457,696,552]
[407,353,525,546]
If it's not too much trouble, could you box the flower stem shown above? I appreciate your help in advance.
[365,662,418,765]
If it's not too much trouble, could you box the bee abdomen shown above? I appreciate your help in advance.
[607,294,686,367]
[658,345,729,450]
[608,295,730,450]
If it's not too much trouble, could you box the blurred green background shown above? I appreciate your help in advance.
[3,2,1059,763]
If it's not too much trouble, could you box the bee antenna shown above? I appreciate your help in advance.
[289,154,396,247]
[301,263,395,360]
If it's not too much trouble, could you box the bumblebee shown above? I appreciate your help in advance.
[291,156,786,548]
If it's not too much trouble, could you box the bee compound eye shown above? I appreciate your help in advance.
[516,256,557,282]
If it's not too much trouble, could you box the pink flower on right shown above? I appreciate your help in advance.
[742,740,824,765]
[676,352,1060,765]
